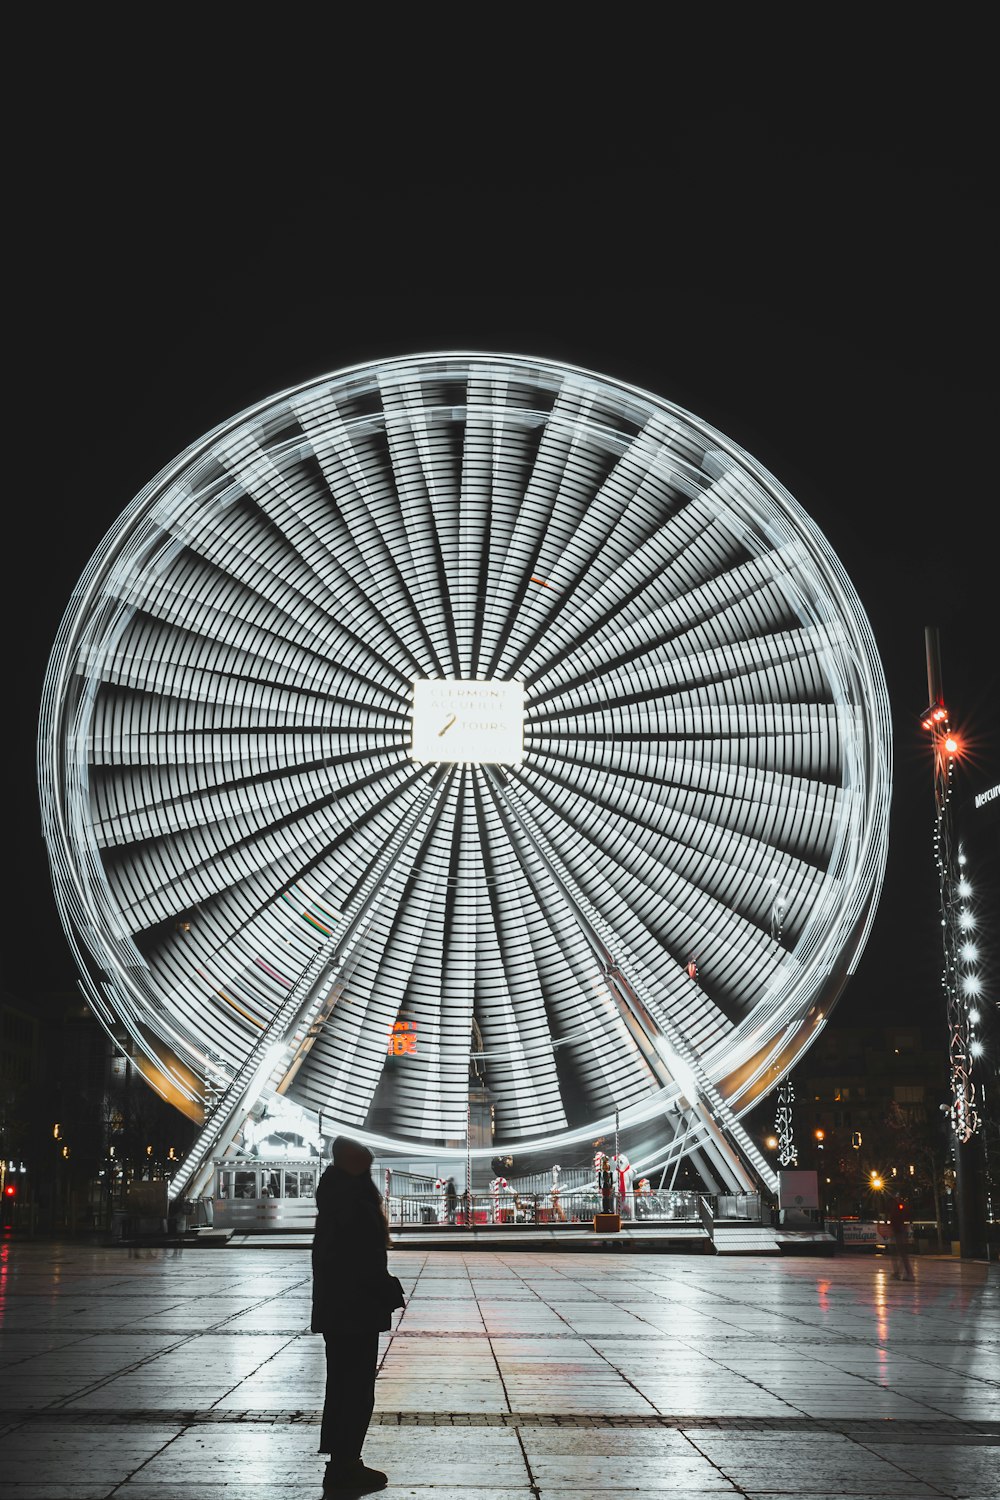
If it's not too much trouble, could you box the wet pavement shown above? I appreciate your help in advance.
[0,1237,996,1498]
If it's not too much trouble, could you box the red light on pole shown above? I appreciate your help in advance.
[3,1183,15,1197]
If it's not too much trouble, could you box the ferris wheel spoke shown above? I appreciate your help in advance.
[534,628,844,723]
[359,777,474,1140]
[478,380,610,681]
[504,865,656,1121]
[292,386,451,678]
[527,412,683,591]
[293,772,459,1130]
[516,753,829,990]
[523,741,841,872]
[529,696,846,783]
[456,373,511,678]
[92,753,364,851]
[89,688,409,841]
[269,774,452,1128]
[119,517,414,693]
[213,426,392,618]
[479,772,665,1119]
[465,372,544,678]
[527,551,805,706]
[504,765,743,1042]
[184,476,429,682]
[380,378,462,678]
[519,491,745,689]
[467,773,569,1134]
[89,633,409,731]
[107,755,426,931]
[493,412,703,681]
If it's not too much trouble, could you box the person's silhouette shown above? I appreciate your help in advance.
[311,1137,404,1494]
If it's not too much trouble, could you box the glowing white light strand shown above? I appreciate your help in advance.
[775,1075,799,1167]
[926,707,980,1143]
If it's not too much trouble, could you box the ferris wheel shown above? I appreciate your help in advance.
[39,353,891,1197]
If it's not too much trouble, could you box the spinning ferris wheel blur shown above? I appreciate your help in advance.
[39,353,891,1197]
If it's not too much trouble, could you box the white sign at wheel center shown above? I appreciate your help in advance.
[411,679,524,765]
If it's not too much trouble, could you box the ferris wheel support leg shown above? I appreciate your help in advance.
[686,1120,751,1195]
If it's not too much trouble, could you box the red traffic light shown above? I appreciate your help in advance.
[3,1183,15,1197]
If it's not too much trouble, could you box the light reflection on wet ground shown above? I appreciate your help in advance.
[0,1240,996,1498]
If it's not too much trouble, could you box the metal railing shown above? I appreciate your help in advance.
[385,1187,762,1228]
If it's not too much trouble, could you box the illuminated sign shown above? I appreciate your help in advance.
[975,783,999,809]
[387,1018,417,1056]
[410,679,524,765]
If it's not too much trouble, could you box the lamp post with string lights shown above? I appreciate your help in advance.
[923,627,988,1260]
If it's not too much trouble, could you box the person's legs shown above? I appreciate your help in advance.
[898,1232,914,1279]
[890,1230,914,1279]
[321,1326,380,1466]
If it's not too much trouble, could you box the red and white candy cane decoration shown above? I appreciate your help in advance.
[490,1176,507,1222]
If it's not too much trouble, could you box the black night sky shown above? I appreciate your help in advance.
[9,37,998,1068]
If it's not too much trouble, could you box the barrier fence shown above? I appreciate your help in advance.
[387,1188,762,1228]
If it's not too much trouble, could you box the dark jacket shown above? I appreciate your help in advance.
[310,1165,403,1334]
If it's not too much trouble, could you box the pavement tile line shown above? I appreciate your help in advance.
[2,1409,998,1437]
[36,1280,314,1411]
[9,1324,999,1348]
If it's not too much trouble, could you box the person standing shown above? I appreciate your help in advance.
[311,1136,405,1495]
[444,1176,458,1225]
[887,1195,914,1280]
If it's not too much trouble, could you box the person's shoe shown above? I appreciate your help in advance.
[323,1459,388,1494]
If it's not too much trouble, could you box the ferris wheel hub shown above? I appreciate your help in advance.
[410,678,524,764]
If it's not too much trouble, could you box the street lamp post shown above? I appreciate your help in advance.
[923,627,988,1260]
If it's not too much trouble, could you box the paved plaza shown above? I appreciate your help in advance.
[0,1238,997,1499]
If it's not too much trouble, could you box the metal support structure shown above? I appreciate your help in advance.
[923,627,988,1259]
